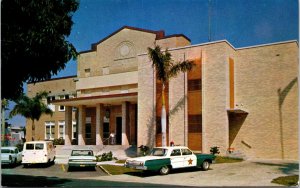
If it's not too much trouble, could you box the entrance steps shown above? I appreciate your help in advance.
[54,145,137,164]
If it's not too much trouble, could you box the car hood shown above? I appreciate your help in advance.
[126,156,167,162]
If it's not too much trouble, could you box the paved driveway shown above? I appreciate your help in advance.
[85,160,299,187]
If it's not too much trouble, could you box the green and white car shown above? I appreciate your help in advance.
[125,146,215,175]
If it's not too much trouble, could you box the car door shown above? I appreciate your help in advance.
[170,149,185,168]
[181,148,197,167]
[15,148,22,162]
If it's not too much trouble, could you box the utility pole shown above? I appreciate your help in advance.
[208,0,212,42]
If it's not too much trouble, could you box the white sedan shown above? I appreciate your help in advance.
[68,149,97,170]
[1,146,22,166]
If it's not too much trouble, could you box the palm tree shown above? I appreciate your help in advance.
[148,45,194,146]
[10,91,53,141]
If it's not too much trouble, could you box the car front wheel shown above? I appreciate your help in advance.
[201,160,210,171]
[159,166,170,175]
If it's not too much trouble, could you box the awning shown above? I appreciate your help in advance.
[51,92,138,107]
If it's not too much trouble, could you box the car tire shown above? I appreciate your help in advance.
[159,166,170,175]
[201,160,210,171]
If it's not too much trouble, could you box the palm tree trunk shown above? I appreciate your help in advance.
[161,84,167,147]
[31,120,35,141]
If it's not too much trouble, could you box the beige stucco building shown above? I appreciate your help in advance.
[26,26,298,160]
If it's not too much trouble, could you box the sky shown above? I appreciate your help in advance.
[7,0,299,126]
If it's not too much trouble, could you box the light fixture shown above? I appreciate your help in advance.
[105,107,110,118]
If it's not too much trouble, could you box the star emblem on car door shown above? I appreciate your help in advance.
[188,158,193,165]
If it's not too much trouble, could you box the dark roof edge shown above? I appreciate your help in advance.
[27,75,77,84]
[89,26,165,51]
[157,34,191,42]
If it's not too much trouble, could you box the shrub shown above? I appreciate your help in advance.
[53,138,65,145]
[16,143,24,151]
[210,146,220,155]
[138,145,149,156]
[96,151,117,162]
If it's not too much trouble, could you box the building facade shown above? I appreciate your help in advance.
[26,26,298,159]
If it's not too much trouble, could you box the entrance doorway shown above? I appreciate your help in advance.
[116,117,122,145]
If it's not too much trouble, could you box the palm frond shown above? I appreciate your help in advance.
[168,60,195,78]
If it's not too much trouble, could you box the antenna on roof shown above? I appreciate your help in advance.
[208,0,212,42]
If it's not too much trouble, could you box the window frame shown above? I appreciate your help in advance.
[45,121,55,140]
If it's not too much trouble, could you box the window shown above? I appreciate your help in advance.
[188,115,202,133]
[188,79,202,91]
[59,96,65,111]
[181,149,192,155]
[85,68,91,77]
[35,143,44,150]
[72,121,77,139]
[58,121,65,139]
[85,117,91,139]
[46,96,56,111]
[45,121,55,140]
[26,144,34,150]
[171,149,181,156]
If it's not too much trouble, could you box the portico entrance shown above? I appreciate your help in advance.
[53,92,138,146]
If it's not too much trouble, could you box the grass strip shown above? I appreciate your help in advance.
[215,156,243,163]
[271,175,299,186]
[101,164,142,175]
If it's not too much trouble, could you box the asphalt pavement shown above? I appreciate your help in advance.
[1,159,299,187]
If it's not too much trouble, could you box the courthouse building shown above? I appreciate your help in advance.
[26,26,298,159]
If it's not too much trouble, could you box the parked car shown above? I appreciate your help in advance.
[68,149,97,170]
[125,146,216,175]
[22,141,56,167]
[1,146,22,166]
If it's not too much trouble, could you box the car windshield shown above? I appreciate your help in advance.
[149,148,168,156]
[71,150,93,156]
[1,149,12,153]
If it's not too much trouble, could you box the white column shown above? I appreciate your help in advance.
[122,102,129,146]
[78,105,86,145]
[64,106,72,145]
[96,104,103,145]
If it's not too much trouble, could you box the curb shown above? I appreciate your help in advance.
[98,165,112,176]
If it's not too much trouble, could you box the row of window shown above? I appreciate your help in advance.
[46,95,76,112]
[45,121,77,140]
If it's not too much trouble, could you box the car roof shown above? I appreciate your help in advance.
[1,146,17,150]
[25,141,53,144]
[71,149,93,151]
[154,146,189,149]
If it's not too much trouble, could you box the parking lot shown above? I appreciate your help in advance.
[1,163,107,179]
[1,159,299,187]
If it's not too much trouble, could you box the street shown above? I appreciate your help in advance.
[1,163,174,187]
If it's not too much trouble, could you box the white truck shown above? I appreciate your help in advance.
[22,141,56,167]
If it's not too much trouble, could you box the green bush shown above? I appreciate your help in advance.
[53,138,65,145]
[210,146,220,155]
[96,151,117,162]
[16,143,24,151]
[138,145,149,156]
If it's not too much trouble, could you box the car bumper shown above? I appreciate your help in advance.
[1,160,13,165]
[124,164,147,170]
[68,161,97,167]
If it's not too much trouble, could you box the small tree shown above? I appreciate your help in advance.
[148,45,194,146]
[10,91,53,141]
